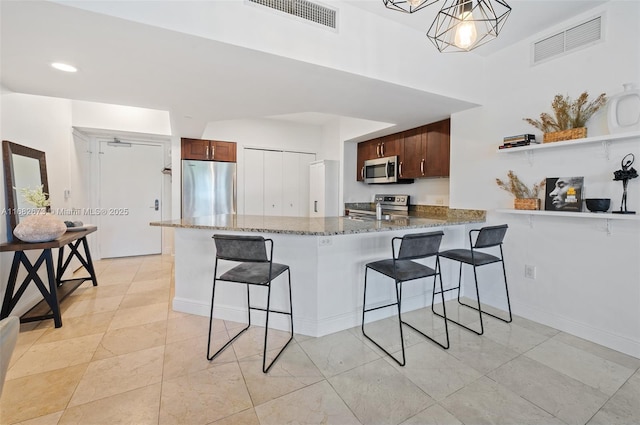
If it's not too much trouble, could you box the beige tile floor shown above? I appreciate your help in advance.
[1,254,640,425]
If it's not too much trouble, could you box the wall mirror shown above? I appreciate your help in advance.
[2,140,50,237]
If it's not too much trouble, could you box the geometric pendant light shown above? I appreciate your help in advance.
[383,0,440,14]
[426,0,512,52]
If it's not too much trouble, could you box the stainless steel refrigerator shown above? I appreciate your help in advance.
[182,160,236,218]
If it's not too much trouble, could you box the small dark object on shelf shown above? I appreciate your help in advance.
[612,153,638,214]
[585,198,611,213]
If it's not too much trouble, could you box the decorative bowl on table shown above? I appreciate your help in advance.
[585,198,611,213]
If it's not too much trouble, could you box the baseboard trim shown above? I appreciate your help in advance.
[514,302,640,359]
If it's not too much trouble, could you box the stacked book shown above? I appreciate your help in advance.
[499,134,538,149]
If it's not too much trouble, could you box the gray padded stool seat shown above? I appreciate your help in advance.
[362,231,449,366]
[436,224,512,335]
[208,234,293,373]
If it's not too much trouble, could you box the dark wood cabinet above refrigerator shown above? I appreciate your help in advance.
[356,118,450,182]
[181,138,237,162]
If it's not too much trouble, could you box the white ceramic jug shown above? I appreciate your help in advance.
[608,83,640,134]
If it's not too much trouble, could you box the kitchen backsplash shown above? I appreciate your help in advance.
[344,203,486,221]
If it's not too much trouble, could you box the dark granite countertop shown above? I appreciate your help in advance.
[150,209,485,236]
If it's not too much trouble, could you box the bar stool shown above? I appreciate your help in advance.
[362,231,449,366]
[435,224,512,335]
[207,234,294,373]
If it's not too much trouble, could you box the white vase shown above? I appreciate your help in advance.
[608,83,640,134]
[13,210,67,243]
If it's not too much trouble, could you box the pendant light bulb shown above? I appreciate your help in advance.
[454,10,477,49]
[407,0,423,7]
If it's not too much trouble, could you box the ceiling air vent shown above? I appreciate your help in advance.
[249,0,337,29]
[533,16,602,64]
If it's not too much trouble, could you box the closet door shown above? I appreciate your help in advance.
[263,150,283,216]
[282,152,300,217]
[244,149,264,215]
[297,153,316,217]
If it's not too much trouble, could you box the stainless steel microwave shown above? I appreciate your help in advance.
[363,156,407,184]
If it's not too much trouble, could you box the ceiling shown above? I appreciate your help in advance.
[348,0,607,57]
[1,0,608,140]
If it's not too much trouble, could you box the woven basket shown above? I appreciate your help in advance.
[543,127,587,143]
[514,198,540,210]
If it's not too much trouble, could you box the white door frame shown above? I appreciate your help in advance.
[74,127,171,260]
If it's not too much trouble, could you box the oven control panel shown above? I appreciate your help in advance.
[374,194,409,206]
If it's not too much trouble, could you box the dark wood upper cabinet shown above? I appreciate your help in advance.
[181,138,237,162]
[379,134,401,158]
[399,127,425,178]
[210,140,236,162]
[424,119,450,177]
[356,139,379,181]
[356,118,450,181]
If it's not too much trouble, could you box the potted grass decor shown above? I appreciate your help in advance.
[496,171,545,210]
[524,91,607,143]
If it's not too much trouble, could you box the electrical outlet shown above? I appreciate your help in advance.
[318,237,332,247]
[524,264,536,279]
[435,198,444,205]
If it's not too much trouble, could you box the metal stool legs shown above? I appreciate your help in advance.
[362,255,450,367]
[432,260,486,335]
[207,268,294,373]
[434,244,513,336]
[362,266,407,366]
[261,269,294,373]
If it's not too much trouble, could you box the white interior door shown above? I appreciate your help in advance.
[263,150,283,216]
[298,153,316,217]
[309,161,324,217]
[282,152,300,217]
[99,141,163,258]
[244,149,265,215]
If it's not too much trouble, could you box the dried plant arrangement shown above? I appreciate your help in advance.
[18,185,51,208]
[524,91,607,133]
[496,171,545,199]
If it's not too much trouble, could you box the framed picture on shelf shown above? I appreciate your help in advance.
[545,177,584,212]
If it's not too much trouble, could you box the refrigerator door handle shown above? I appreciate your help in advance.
[314,200,318,213]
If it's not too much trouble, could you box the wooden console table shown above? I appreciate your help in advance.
[0,227,98,328]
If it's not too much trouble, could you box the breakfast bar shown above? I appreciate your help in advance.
[152,211,485,336]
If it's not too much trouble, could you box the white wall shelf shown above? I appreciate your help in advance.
[495,208,639,235]
[497,131,640,153]
[497,131,640,164]
[496,209,639,220]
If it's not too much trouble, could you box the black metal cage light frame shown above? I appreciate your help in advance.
[383,0,440,14]
[426,0,511,52]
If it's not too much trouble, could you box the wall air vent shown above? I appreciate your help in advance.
[248,0,337,29]
[533,16,603,64]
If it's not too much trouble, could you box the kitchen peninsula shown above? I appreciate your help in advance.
[152,210,485,337]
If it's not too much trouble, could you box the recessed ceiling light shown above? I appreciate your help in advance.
[51,62,77,73]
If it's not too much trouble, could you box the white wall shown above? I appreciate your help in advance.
[1,92,175,316]
[449,2,640,357]
[0,93,76,315]
[72,101,172,135]
[201,118,323,215]
[62,0,485,106]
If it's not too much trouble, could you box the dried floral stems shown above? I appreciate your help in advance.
[18,185,51,208]
[496,171,545,199]
[524,91,607,133]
